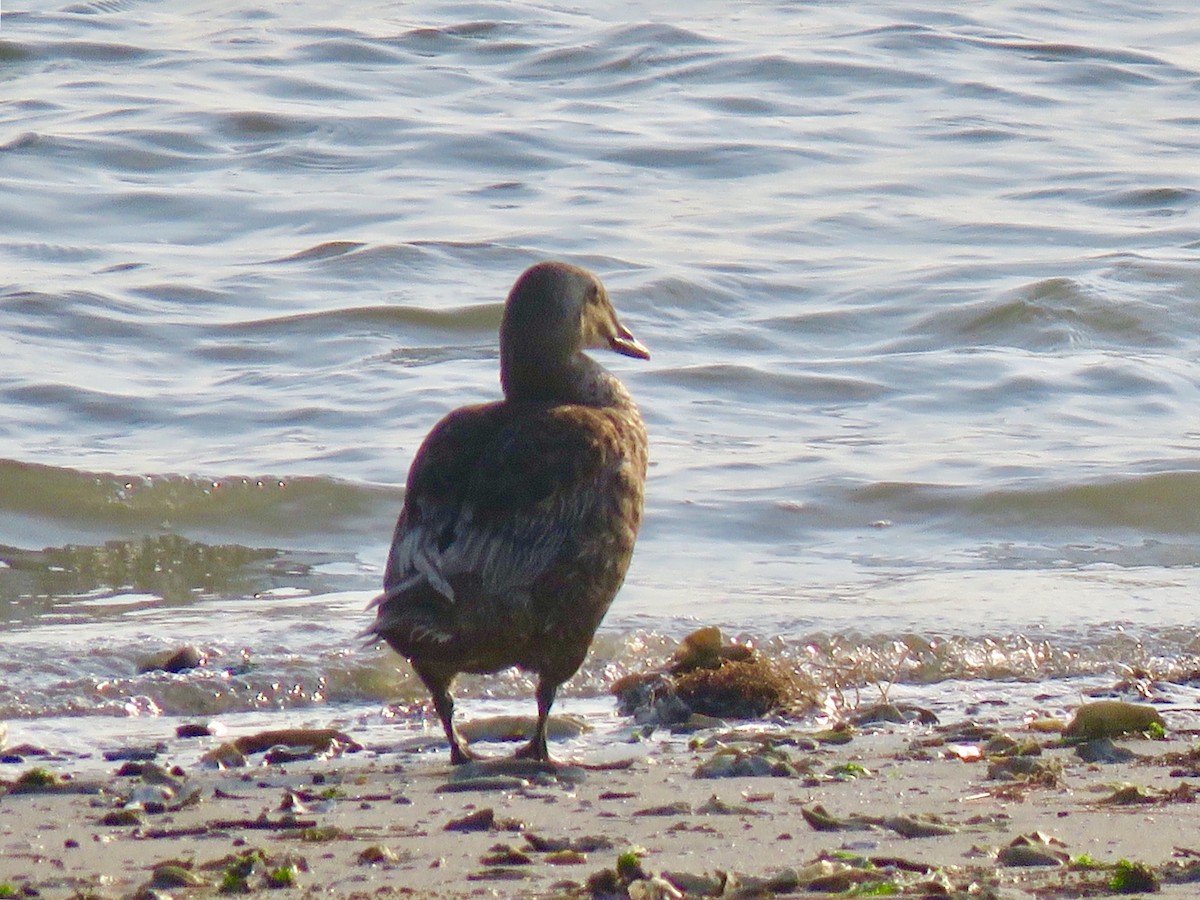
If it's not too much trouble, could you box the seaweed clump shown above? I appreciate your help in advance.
[612,627,813,725]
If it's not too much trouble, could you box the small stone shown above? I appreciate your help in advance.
[660,871,725,896]
[696,794,757,815]
[458,714,588,744]
[200,742,247,769]
[545,849,587,865]
[628,875,684,899]
[997,845,1067,867]
[1064,701,1165,741]
[524,833,570,852]
[987,755,1061,784]
[880,815,957,838]
[150,864,205,888]
[101,809,145,826]
[357,845,399,865]
[1075,737,1138,764]
[633,801,692,816]
[800,804,871,832]
[445,808,495,832]
[997,833,1069,867]
[481,844,532,866]
[176,723,214,739]
[1098,785,1154,805]
[231,727,362,757]
[436,775,528,793]
[466,866,529,881]
[103,745,165,762]
[138,646,205,674]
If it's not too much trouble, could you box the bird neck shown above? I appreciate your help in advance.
[501,350,629,408]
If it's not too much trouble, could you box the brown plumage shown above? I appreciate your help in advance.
[364,261,649,763]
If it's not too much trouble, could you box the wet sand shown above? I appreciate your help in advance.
[3,707,1200,898]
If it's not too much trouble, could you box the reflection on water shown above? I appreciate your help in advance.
[0,534,277,610]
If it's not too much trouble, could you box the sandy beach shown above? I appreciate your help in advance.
[3,701,1200,899]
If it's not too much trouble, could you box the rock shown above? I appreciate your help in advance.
[545,849,587,865]
[997,845,1067,867]
[104,745,165,762]
[661,870,726,896]
[199,742,247,769]
[524,832,570,852]
[612,672,691,725]
[357,845,399,865]
[585,867,625,896]
[435,775,529,793]
[1075,737,1138,764]
[987,755,1061,784]
[444,808,495,832]
[696,794,757,816]
[805,870,873,892]
[849,702,938,726]
[668,626,753,673]
[633,801,692,817]
[138,646,205,674]
[800,804,870,833]
[1064,701,1165,741]
[448,757,586,785]
[936,723,1001,743]
[101,809,145,826]
[997,833,1069,867]
[126,783,175,811]
[728,868,804,895]
[480,844,532,866]
[459,714,588,744]
[983,734,1041,757]
[231,727,362,757]
[150,864,205,888]
[694,745,800,779]
[668,713,726,734]
[1098,785,1154,805]
[525,832,614,853]
[628,875,684,899]
[880,815,957,838]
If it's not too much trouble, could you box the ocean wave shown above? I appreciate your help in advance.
[838,470,1200,536]
[0,459,400,551]
[907,276,1170,351]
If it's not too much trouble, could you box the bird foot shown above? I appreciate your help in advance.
[513,740,551,764]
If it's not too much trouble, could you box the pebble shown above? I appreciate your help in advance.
[444,808,495,832]
[435,775,529,793]
[1075,737,1138,764]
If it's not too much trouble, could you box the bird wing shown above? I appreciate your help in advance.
[368,402,633,622]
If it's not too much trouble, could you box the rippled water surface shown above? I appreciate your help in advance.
[3,0,1200,746]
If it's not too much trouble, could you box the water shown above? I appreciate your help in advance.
[3,0,1200,752]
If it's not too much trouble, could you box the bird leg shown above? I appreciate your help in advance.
[515,677,558,763]
[414,665,473,764]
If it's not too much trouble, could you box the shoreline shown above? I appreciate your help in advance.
[3,704,1200,898]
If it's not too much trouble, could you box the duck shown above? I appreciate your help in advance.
[364,261,649,764]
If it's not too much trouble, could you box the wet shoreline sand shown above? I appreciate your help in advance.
[3,705,1200,898]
